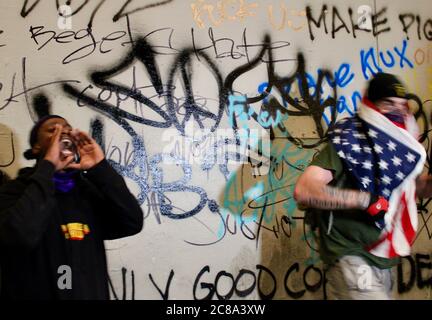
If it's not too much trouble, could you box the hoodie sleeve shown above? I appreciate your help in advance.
[83,159,143,240]
[0,160,57,249]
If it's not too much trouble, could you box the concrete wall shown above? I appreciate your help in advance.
[0,0,431,299]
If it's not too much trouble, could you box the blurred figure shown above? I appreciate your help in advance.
[294,73,431,299]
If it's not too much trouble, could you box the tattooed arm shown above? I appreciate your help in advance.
[293,165,371,210]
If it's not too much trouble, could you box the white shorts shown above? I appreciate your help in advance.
[325,255,393,300]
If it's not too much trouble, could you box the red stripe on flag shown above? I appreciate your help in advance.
[400,192,416,245]
[387,232,397,258]
[366,233,387,253]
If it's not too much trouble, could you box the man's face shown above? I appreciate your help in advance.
[32,118,72,157]
[375,97,409,117]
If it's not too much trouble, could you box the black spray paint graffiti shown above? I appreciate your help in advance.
[139,263,325,300]
[110,249,432,300]
[21,0,175,27]
[306,5,432,42]
[0,57,80,122]
[0,131,15,168]
[60,28,280,186]
[108,267,135,300]
[399,14,432,41]
[188,197,310,249]
[60,31,339,247]
[112,251,432,300]
[59,28,432,253]
[0,30,5,48]
[397,252,432,294]
[64,36,226,135]
[306,5,390,41]
[28,20,294,66]
[28,20,134,65]
[63,37,226,221]
[225,34,338,148]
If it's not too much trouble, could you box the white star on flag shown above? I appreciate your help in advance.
[332,137,341,144]
[387,141,397,151]
[361,176,372,188]
[381,175,392,185]
[368,129,378,138]
[363,146,372,153]
[406,153,416,163]
[351,144,362,153]
[391,156,402,166]
[378,160,389,170]
[374,144,383,154]
[349,157,359,165]
[353,133,366,139]
[337,150,345,159]
[396,171,405,180]
[362,160,373,170]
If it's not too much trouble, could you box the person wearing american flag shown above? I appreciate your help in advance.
[294,72,431,299]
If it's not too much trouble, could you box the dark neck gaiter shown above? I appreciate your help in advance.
[53,170,78,193]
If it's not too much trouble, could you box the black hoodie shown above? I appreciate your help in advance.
[0,159,143,300]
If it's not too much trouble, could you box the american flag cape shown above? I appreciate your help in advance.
[328,103,426,258]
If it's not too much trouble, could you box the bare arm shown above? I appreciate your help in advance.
[293,165,371,210]
[416,173,432,198]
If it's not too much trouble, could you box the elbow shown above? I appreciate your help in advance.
[123,207,144,237]
[132,204,144,234]
[129,214,144,236]
[103,204,144,240]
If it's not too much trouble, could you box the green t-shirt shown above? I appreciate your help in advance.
[307,143,399,269]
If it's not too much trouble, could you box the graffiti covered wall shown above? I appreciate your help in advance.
[0,0,432,299]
